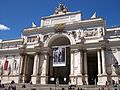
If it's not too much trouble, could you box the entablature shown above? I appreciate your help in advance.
[22,17,105,36]
[0,39,23,50]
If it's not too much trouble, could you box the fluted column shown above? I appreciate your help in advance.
[97,50,101,75]
[31,52,40,84]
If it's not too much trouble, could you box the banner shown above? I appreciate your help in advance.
[53,47,66,67]
[4,60,9,70]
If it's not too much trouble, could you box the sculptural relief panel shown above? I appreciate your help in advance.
[83,29,98,37]
[66,30,82,41]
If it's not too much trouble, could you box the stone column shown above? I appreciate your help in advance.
[22,55,27,83]
[41,52,49,84]
[83,50,88,85]
[97,50,103,85]
[70,49,76,85]
[31,52,40,84]
[19,54,25,83]
[98,48,107,85]
[97,50,101,75]
[77,50,83,85]
[101,48,107,75]
[70,49,74,76]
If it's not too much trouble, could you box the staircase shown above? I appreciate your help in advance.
[0,83,120,90]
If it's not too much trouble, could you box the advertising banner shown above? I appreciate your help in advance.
[53,47,66,67]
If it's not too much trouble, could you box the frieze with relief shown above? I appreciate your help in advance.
[67,30,82,41]
[84,29,98,37]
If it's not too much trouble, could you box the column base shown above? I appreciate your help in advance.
[19,74,23,83]
[22,74,27,83]
[111,74,118,82]
[69,74,77,85]
[40,75,48,84]
[31,75,40,84]
[77,74,83,85]
[97,74,107,85]
[0,75,19,84]
[83,74,88,85]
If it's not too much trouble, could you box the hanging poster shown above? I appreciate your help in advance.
[53,47,66,67]
[4,60,9,70]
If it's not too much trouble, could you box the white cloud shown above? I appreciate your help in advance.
[0,24,10,30]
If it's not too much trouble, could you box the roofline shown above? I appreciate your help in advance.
[41,11,81,19]
[107,27,120,31]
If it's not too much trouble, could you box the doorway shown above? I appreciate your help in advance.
[87,51,98,85]
[48,36,71,84]
[25,55,34,83]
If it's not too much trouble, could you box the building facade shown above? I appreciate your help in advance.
[0,4,120,85]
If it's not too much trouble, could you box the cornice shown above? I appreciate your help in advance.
[0,38,23,44]
[22,18,105,36]
[41,11,81,19]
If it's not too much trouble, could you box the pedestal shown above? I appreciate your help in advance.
[40,75,48,84]
[22,74,27,83]
[18,74,23,83]
[77,74,83,85]
[97,74,107,85]
[111,74,118,82]
[31,75,40,84]
[69,74,77,85]
[83,74,88,85]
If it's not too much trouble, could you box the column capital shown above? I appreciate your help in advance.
[71,48,77,53]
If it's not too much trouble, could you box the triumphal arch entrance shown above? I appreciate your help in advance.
[0,3,120,86]
[47,35,71,84]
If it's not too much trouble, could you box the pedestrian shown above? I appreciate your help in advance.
[30,81,32,84]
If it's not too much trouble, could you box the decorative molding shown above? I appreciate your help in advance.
[54,23,65,33]
[43,35,49,42]
[71,31,77,39]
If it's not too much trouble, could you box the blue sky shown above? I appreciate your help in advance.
[0,0,120,40]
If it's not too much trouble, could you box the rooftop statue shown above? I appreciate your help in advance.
[54,3,68,15]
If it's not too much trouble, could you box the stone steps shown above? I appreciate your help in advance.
[0,83,120,90]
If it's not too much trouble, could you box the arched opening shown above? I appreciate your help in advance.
[48,35,71,84]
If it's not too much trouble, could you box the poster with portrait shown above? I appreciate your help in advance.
[53,47,66,67]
